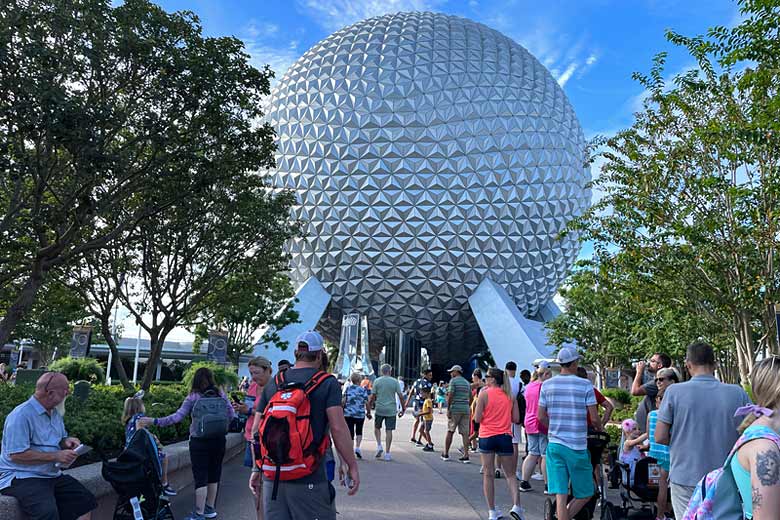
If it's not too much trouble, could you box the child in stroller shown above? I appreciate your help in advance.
[544,430,611,520]
[102,427,175,520]
[601,425,661,520]
[123,396,177,497]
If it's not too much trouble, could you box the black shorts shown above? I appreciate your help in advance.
[190,436,226,488]
[344,416,365,439]
[1,475,97,520]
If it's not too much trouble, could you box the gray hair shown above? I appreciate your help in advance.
[350,372,362,385]
[380,363,392,375]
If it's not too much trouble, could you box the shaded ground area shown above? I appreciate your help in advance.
[172,413,622,519]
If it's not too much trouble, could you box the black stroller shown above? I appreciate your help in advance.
[544,430,611,520]
[600,455,661,520]
[102,429,175,520]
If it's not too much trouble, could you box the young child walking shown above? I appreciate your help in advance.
[123,395,177,496]
[415,388,435,451]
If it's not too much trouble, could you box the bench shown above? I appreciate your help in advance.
[0,433,245,519]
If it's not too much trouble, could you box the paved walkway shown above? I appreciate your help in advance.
[172,412,610,519]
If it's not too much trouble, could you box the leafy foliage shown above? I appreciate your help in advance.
[555,0,780,383]
[181,361,239,391]
[50,356,105,383]
[601,388,632,406]
[0,383,193,459]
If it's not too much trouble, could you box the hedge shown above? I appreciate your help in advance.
[0,383,193,464]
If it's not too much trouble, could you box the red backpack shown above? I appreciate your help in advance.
[257,370,332,499]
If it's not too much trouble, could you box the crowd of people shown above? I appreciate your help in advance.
[3,337,780,520]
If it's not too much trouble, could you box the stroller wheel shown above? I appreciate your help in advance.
[544,497,556,520]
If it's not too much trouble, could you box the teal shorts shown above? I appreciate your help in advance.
[546,442,594,499]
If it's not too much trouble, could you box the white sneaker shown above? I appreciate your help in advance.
[509,505,526,520]
[384,452,392,462]
[488,509,504,520]
[480,466,484,474]
[375,447,384,459]
[515,471,523,481]
[531,472,544,481]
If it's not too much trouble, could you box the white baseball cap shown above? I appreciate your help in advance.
[556,347,581,364]
[295,330,324,352]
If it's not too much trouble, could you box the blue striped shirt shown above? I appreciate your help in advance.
[647,410,669,464]
[539,374,596,451]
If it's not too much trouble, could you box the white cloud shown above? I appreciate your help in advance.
[557,62,578,86]
[296,0,447,32]
[240,20,304,83]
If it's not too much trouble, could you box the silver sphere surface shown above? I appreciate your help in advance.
[266,11,591,358]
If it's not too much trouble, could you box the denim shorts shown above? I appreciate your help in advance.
[478,434,514,456]
[527,433,548,456]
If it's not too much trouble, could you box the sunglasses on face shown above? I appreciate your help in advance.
[655,377,670,383]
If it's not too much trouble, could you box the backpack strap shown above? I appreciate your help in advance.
[304,370,333,395]
[723,427,780,469]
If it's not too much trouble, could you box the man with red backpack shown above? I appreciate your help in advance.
[249,330,360,519]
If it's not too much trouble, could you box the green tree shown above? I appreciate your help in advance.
[10,279,89,364]
[0,0,276,345]
[193,269,299,365]
[573,0,780,384]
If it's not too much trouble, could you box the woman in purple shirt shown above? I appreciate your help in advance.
[139,367,235,520]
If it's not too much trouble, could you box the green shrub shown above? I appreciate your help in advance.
[0,383,192,458]
[182,361,239,390]
[605,424,622,446]
[50,356,105,383]
[601,388,631,405]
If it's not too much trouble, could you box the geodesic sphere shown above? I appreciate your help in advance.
[266,11,591,354]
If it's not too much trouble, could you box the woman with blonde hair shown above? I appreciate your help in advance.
[474,367,524,520]
[729,356,780,520]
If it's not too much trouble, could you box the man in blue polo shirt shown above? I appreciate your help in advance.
[0,372,97,520]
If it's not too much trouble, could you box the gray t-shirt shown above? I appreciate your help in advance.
[634,381,658,434]
[656,374,751,486]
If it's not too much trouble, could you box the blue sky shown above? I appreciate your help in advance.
[154,0,740,139]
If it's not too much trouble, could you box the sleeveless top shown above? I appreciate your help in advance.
[731,424,778,519]
[479,386,512,438]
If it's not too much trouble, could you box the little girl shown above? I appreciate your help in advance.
[620,418,647,486]
[123,396,177,496]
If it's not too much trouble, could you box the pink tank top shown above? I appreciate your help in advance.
[479,386,512,438]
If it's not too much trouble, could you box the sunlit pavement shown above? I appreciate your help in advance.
[172,412,613,519]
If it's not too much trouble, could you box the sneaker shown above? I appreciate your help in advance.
[480,465,484,474]
[410,438,417,443]
[423,444,434,452]
[510,505,526,520]
[355,449,362,459]
[384,452,392,462]
[515,471,523,481]
[495,469,501,478]
[162,483,177,496]
[488,509,504,520]
[531,472,544,481]
[375,448,384,458]
[459,456,471,464]
[415,441,424,448]
[518,480,532,492]
[203,505,217,519]
[184,513,205,520]
[544,487,553,495]
[441,453,450,461]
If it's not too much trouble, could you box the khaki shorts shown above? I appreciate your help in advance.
[447,412,470,435]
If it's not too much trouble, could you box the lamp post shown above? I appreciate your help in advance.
[132,322,141,384]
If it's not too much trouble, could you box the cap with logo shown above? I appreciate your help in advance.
[295,330,324,352]
[556,347,580,364]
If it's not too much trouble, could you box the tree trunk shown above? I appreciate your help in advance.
[0,265,47,346]
[734,310,756,387]
[141,332,166,390]
[100,316,133,390]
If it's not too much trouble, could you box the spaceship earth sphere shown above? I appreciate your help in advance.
[265,11,591,359]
